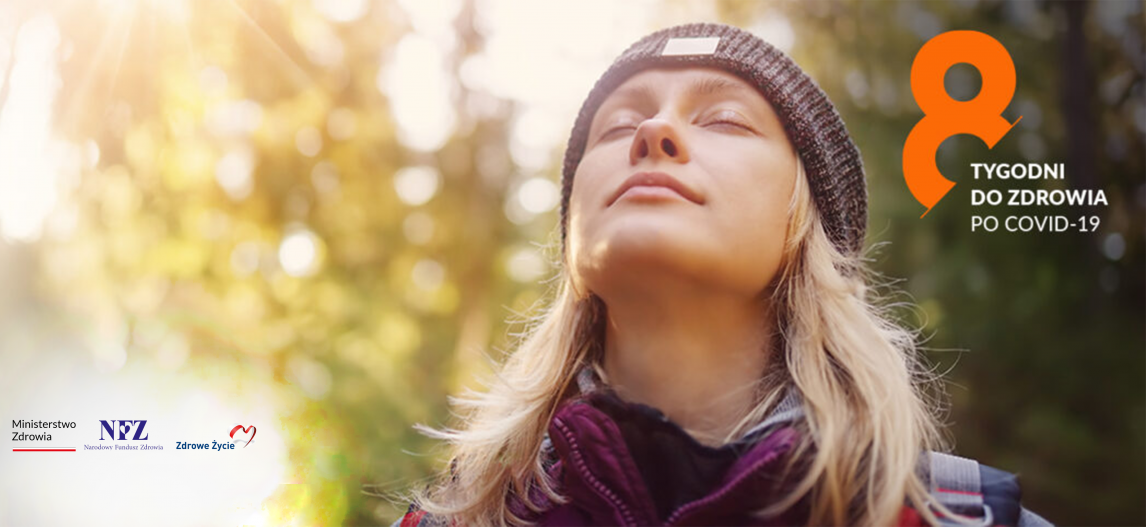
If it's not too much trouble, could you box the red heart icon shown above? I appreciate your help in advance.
[229,425,256,447]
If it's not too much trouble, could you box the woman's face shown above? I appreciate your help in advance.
[567,66,798,300]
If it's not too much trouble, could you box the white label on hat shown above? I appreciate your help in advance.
[661,37,720,56]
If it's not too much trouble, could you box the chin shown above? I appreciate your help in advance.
[591,218,695,260]
[577,230,712,289]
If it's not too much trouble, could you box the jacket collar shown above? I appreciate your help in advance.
[536,365,809,525]
[573,365,806,444]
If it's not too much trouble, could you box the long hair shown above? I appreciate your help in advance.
[408,156,967,526]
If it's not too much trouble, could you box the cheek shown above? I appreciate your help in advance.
[565,160,603,252]
[716,153,796,278]
[739,191,788,258]
[713,145,794,223]
[566,150,615,222]
[565,159,613,293]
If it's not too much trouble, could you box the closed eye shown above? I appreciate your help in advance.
[601,124,637,139]
[702,110,758,134]
[704,118,756,133]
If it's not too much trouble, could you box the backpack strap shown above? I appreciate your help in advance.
[391,509,423,527]
[925,452,1055,527]
[1017,506,1053,527]
[926,452,994,526]
[392,504,452,527]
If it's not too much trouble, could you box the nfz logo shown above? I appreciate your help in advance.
[99,420,150,440]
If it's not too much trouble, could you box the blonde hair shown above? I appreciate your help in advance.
[409,157,969,526]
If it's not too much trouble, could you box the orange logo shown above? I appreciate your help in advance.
[904,31,1022,217]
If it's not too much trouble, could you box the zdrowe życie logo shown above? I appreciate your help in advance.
[230,425,256,448]
[903,30,1022,217]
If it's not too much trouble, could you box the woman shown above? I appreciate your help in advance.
[393,22,1051,527]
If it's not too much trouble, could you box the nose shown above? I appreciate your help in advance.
[629,118,690,165]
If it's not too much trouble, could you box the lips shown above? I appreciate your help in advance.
[608,171,703,206]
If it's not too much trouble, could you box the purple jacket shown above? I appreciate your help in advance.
[493,366,810,526]
[394,368,1047,526]
[512,382,809,525]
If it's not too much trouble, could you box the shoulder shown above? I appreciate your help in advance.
[922,451,1053,527]
[391,504,451,527]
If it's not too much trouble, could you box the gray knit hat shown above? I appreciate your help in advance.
[559,22,867,256]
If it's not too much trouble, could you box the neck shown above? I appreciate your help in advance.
[599,286,776,446]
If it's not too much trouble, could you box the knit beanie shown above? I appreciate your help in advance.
[558,22,867,256]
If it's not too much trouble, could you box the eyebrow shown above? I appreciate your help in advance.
[686,76,756,99]
[605,75,755,107]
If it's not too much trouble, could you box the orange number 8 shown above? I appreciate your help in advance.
[903,30,1022,217]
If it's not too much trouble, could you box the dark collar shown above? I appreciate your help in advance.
[572,365,805,445]
[538,366,808,525]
